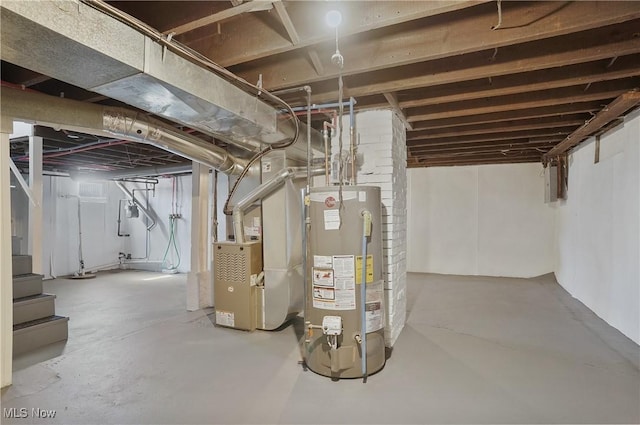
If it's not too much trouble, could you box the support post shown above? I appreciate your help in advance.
[28,135,43,274]
[1,117,14,388]
[187,162,212,311]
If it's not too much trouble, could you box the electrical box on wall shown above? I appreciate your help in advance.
[544,165,558,203]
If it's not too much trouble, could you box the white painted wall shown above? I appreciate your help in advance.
[554,110,640,344]
[407,163,555,277]
[45,177,127,278]
[122,176,192,273]
[12,170,230,278]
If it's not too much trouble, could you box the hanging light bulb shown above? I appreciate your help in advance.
[325,10,342,28]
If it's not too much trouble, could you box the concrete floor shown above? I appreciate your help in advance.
[2,270,639,424]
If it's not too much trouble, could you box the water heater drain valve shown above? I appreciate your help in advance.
[322,316,343,336]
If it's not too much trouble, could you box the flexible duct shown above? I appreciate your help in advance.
[1,86,246,176]
[102,109,244,175]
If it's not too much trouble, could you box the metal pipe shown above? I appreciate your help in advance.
[330,336,340,374]
[360,210,372,383]
[115,181,157,231]
[291,99,357,112]
[61,194,89,276]
[232,166,323,243]
[301,187,309,338]
[213,170,219,243]
[117,199,130,237]
[306,87,312,191]
[323,127,330,186]
[1,86,247,176]
[349,97,356,185]
[8,158,37,207]
[102,109,244,175]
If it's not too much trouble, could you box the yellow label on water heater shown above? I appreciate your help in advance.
[355,255,374,284]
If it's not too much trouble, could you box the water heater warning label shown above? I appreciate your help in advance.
[323,209,340,230]
[355,255,374,283]
[312,255,356,310]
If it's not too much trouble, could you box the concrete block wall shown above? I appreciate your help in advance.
[332,109,407,346]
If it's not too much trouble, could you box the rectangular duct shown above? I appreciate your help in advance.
[0,0,321,158]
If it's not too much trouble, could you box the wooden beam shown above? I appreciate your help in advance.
[239,2,640,90]
[307,49,324,76]
[410,157,541,168]
[308,24,640,104]
[399,55,640,109]
[273,1,300,45]
[414,146,553,158]
[544,89,640,158]
[383,92,413,131]
[410,140,565,154]
[271,1,327,79]
[411,102,604,131]
[190,1,488,66]
[406,78,640,122]
[407,128,573,148]
[413,151,542,160]
[165,1,274,35]
[407,116,587,141]
[409,140,561,154]
[20,74,51,88]
[417,154,541,167]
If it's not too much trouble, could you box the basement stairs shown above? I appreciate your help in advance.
[12,255,68,356]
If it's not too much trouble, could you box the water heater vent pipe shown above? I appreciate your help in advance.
[232,166,324,243]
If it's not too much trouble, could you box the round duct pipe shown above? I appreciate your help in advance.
[1,86,247,176]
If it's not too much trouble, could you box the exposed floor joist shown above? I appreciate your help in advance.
[4,1,640,168]
[544,89,640,159]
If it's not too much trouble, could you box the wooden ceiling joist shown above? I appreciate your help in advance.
[190,1,488,67]
[164,1,274,36]
[407,128,573,148]
[410,157,541,168]
[407,78,640,122]
[383,92,413,131]
[544,89,640,159]
[6,1,640,170]
[308,25,640,104]
[236,3,640,91]
[410,102,605,131]
[407,116,588,141]
[398,54,640,109]
[409,140,561,155]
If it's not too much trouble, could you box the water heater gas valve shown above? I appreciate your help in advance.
[322,316,343,336]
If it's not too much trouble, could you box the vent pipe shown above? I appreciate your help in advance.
[1,86,246,176]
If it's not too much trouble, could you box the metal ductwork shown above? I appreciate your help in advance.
[1,86,246,175]
[233,166,324,243]
[0,0,323,159]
